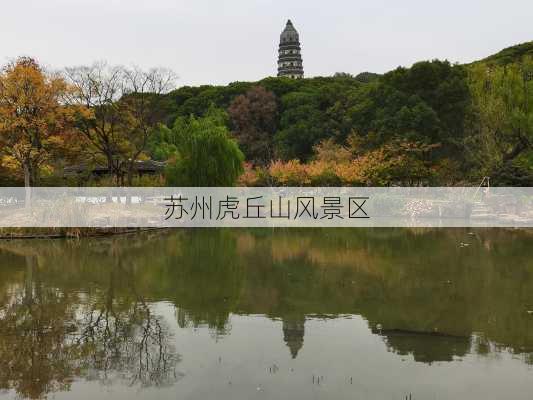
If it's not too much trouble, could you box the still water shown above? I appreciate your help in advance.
[0,229,532,399]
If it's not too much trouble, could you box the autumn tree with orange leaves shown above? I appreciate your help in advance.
[0,57,76,187]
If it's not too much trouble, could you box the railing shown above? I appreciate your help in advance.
[471,176,490,202]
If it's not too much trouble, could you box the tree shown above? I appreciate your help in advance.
[148,123,180,161]
[118,67,176,184]
[165,107,244,186]
[228,86,278,165]
[64,63,126,183]
[313,138,352,163]
[274,90,331,160]
[64,63,176,185]
[161,76,361,163]
[349,60,470,150]
[467,58,533,180]
[274,78,360,161]
[336,140,438,186]
[0,57,74,188]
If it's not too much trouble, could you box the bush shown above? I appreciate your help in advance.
[268,160,309,186]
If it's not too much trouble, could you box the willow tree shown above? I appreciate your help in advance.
[0,57,73,188]
[165,107,244,186]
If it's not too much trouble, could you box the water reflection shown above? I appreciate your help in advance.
[375,328,471,363]
[0,246,180,399]
[282,316,305,359]
[0,228,532,399]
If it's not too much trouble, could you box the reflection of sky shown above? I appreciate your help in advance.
[38,309,533,400]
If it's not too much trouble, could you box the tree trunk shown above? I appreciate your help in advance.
[23,162,32,208]
[24,255,37,306]
[127,161,134,186]
[105,153,115,186]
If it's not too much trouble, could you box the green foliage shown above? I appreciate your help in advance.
[164,82,254,122]
[349,60,471,149]
[155,64,473,180]
[6,41,530,187]
[274,77,362,159]
[148,124,178,161]
[149,104,230,161]
[466,57,533,181]
[477,41,533,67]
[164,107,244,186]
[490,159,533,186]
[162,76,362,161]
[354,72,381,83]
[275,91,331,159]
[259,76,303,97]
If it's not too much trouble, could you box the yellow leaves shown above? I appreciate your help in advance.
[268,159,352,186]
[306,160,332,177]
[0,57,79,183]
[312,138,352,163]
[339,148,390,185]
[0,59,72,139]
[63,100,93,122]
[334,161,364,185]
[269,159,310,186]
[237,162,262,186]
[239,139,440,187]
[0,155,20,171]
[39,163,54,177]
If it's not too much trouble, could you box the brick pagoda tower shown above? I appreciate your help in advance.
[277,20,304,79]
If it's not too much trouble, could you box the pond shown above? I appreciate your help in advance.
[0,228,532,399]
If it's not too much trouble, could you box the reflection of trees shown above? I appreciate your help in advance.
[230,228,533,363]
[0,226,532,397]
[161,230,245,336]
[372,328,471,363]
[0,249,180,399]
[254,229,533,361]
[74,258,180,388]
[0,255,79,399]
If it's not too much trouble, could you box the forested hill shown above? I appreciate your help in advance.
[2,42,531,188]
[159,63,468,163]
[475,41,533,66]
[161,40,533,129]
[149,41,532,186]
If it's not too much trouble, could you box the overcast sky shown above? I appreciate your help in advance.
[2,0,532,87]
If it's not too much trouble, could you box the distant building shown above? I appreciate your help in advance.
[64,160,165,179]
[277,20,304,79]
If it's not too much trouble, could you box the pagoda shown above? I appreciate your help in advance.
[277,20,304,79]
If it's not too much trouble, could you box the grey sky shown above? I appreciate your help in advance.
[2,0,532,87]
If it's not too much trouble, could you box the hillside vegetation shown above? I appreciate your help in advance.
[1,43,532,187]
[476,41,533,66]
[147,43,533,186]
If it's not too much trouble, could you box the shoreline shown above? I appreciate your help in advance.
[1,226,531,240]
[0,227,167,240]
